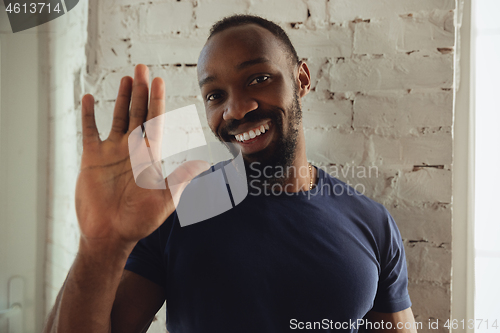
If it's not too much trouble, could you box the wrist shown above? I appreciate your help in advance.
[77,235,136,267]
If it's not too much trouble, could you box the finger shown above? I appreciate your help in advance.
[128,64,150,132]
[81,94,101,146]
[147,77,165,122]
[109,76,133,141]
[142,77,165,162]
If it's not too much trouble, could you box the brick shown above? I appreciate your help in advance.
[141,1,194,35]
[248,0,308,24]
[96,68,136,100]
[306,128,366,164]
[99,5,139,39]
[400,127,452,165]
[316,54,454,92]
[301,98,352,128]
[286,24,353,58]
[98,38,131,69]
[405,243,451,283]
[303,57,328,91]
[303,0,328,27]
[353,10,455,54]
[150,66,200,96]
[354,92,401,127]
[353,89,453,128]
[388,202,452,244]
[129,34,206,65]
[371,135,402,165]
[397,10,455,52]
[196,0,250,29]
[396,167,451,202]
[327,0,456,22]
[353,18,398,55]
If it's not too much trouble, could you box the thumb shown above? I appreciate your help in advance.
[166,160,211,206]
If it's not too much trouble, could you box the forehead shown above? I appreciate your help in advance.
[197,24,290,81]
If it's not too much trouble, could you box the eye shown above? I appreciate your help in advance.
[207,92,222,102]
[249,75,270,86]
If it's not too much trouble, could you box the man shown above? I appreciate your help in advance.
[44,15,417,333]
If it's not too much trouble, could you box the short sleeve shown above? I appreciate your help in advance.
[371,211,412,313]
[124,216,173,288]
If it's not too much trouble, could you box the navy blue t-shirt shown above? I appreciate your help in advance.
[125,167,411,332]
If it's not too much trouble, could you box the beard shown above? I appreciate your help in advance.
[213,90,303,190]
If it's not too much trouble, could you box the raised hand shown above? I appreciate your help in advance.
[75,64,209,249]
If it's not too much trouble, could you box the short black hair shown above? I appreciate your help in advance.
[208,14,300,66]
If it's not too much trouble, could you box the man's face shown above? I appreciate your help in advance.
[197,24,305,178]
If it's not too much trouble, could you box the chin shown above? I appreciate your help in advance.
[242,145,276,166]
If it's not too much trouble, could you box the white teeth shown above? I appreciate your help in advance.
[234,122,271,142]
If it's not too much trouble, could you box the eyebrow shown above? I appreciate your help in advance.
[198,57,270,88]
[198,75,217,89]
[236,57,269,71]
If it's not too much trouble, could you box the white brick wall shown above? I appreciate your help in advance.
[46,1,457,332]
[327,0,455,22]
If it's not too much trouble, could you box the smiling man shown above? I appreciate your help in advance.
[199,18,310,191]
[44,15,417,333]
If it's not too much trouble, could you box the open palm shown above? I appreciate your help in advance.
[75,65,208,247]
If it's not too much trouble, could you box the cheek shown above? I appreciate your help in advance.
[206,108,222,133]
[262,79,294,108]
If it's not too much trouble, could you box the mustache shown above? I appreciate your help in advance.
[219,107,282,138]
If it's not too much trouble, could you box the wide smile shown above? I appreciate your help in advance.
[234,121,270,142]
[231,121,273,155]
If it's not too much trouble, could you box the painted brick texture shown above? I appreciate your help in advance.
[46,1,456,332]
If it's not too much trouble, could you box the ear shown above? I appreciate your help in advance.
[296,61,311,98]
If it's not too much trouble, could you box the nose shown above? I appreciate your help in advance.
[223,90,258,121]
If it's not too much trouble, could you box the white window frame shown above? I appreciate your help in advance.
[451,0,475,331]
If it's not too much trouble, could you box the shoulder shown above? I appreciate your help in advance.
[316,167,399,243]
[318,167,389,219]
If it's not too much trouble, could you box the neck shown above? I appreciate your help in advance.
[281,130,314,192]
